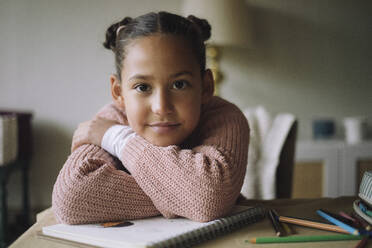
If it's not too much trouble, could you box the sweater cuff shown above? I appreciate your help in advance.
[101,125,135,158]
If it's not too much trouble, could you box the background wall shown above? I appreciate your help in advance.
[221,0,372,140]
[1,0,371,212]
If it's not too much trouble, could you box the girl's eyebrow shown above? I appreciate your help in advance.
[128,74,154,81]
[170,71,193,79]
[128,71,193,81]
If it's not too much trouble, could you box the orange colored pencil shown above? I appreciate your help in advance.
[279,216,350,234]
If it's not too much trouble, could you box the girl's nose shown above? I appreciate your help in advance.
[151,90,174,116]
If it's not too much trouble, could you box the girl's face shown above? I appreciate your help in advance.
[111,35,214,147]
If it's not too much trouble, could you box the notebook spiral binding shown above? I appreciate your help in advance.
[153,207,267,248]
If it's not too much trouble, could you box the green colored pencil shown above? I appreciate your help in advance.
[248,234,365,244]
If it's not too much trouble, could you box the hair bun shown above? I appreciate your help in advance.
[187,15,211,42]
[103,17,133,50]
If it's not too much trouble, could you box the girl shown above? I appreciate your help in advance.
[52,11,250,224]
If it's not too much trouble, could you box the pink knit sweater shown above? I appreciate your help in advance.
[52,96,249,224]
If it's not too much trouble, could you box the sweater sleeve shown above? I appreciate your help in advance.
[52,104,160,224]
[120,97,249,222]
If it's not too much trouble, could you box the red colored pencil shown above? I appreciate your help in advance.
[354,236,369,248]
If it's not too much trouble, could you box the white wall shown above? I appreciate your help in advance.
[0,0,182,210]
[1,0,371,210]
[220,0,372,141]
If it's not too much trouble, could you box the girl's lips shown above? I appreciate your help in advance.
[148,122,180,133]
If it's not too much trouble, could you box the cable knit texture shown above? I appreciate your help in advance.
[52,96,250,224]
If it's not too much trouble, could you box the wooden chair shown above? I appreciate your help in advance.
[0,111,32,247]
[276,121,297,198]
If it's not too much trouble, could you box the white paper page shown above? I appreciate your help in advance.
[42,216,214,248]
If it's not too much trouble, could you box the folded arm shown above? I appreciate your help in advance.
[118,99,250,222]
[52,144,161,224]
[52,104,160,224]
[53,99,250,223]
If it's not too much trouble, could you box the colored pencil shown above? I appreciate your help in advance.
[317,209,360,235]
[281,222,294,235]
[101,221,133,228]
[354,236,369,248]
[272,209,291,235]
[352,212,372,231]
[320,209,356,227]
[268,209,283,236]
[279,216,350,234]
[327,211,371,235]
[339,211,357,222]
[248,234,365,244]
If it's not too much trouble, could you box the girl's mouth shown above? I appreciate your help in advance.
[148,122,180,133]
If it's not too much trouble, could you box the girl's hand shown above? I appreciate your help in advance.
[71,118,119,152]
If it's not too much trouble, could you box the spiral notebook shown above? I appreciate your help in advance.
[354,171,372,224]
[41,205,266,248]
[359,171,372,206]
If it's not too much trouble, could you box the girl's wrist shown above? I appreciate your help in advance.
[101,125,135,157]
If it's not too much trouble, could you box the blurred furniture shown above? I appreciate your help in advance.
[0,111,32,248]
[276,121,297,198]
[241,105,297,200]
[11,196,359,248]
[182,0,252,94]
[293,140,372,198]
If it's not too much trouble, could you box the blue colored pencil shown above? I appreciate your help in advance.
[316,209,360,235]
[319,209,355,227]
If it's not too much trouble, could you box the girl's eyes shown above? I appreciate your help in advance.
[134,83,151,93]
[172,80,189,90]
[133,80,190,93]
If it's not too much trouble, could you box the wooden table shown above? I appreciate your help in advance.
[10,196,371,248]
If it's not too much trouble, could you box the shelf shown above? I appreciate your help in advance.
[294,140,372,197]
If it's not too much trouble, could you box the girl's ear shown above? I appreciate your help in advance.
[110,74,125,109]
[201,69,215,104]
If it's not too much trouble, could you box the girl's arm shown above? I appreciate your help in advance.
[119,97,249,222]
[52,104,161,224]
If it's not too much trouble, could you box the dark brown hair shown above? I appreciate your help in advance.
[103,11,211,81]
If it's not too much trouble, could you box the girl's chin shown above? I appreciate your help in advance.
[143,135,183,147]
[150,140,178,147]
